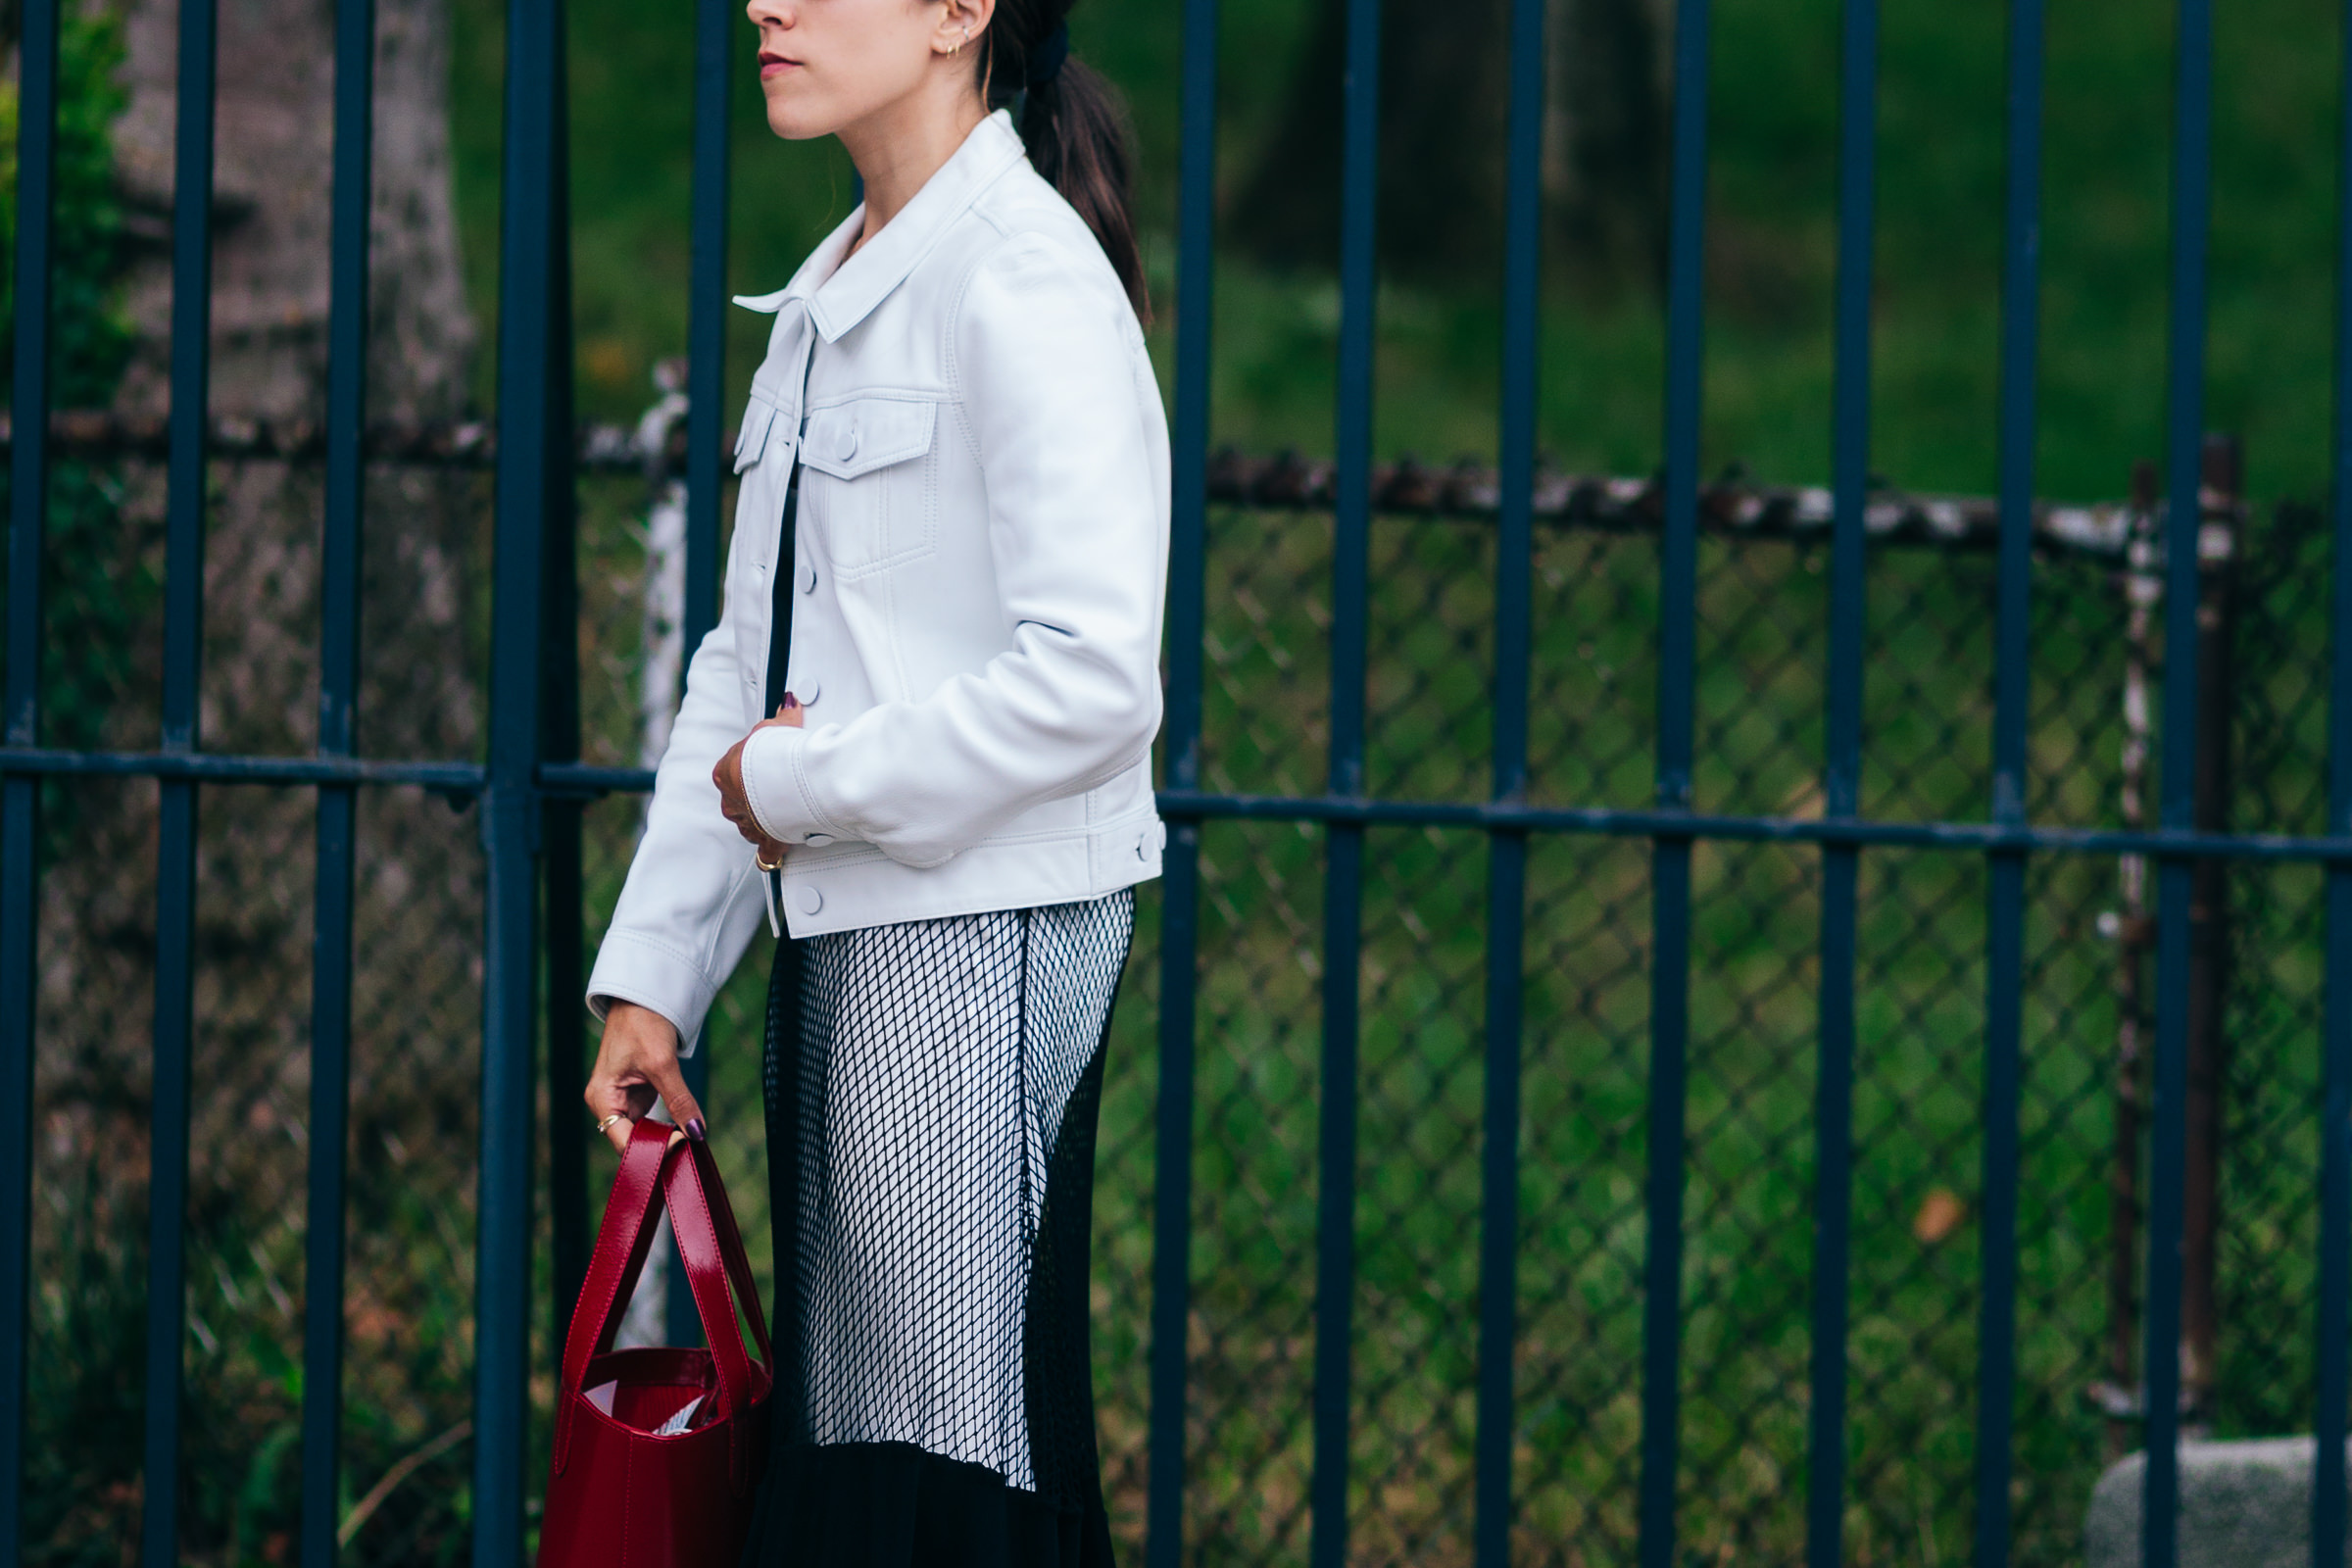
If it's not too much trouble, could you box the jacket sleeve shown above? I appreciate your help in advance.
[737,232,1167,869]
[583,530,771,1051]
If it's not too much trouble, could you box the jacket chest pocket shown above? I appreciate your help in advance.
[799,394,940,576]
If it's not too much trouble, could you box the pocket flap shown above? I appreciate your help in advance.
[731,397,778,474]
[799,396,937,480]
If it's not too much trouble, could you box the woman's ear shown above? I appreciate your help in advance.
[934,0,994,57]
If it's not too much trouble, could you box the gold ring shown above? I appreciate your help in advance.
[756,844,785,873]
[594,1112,629,1135]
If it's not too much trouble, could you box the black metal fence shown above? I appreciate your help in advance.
[5,0,2352,1565]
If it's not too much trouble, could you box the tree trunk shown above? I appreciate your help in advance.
[1225,0,1670,291]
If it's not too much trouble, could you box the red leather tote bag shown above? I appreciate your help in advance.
[537,1119,773,1568]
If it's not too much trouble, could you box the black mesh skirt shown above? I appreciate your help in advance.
[740,890,1135,1568]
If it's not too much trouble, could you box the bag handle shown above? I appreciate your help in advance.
[663,1136,772,1495]
[681,1134,773,1370]
[552,1119,686,1478]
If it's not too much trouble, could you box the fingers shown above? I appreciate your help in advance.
[711,739,746,807]
[711,740,761,843]
[585,1003,677,1151]
[599,1093,656,1151]
[644,1049,709,1145]
[711,700,803,850]
[589,1078,656,1152]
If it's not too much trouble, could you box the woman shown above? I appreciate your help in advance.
[578,0,1168,1555]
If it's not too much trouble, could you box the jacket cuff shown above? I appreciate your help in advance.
[741,723,836,845]
[584,928,717,1056]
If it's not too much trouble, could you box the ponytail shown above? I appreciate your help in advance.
[975,9,1151,323]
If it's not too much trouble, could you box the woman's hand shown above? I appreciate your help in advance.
[586,1002,707,1152]
[713,695,804,863]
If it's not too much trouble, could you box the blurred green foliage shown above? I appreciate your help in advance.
[0,8,156,763]
[455,0,2343,507]
[0,7,135,410]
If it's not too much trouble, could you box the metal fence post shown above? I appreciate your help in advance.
[1473,0,1544,1557]
[2145,1,2214,1561]
[1976,0,2044,1561]
[0,2,63,1560]
[659,0,739,1324]
[144,0,220,1554]
[543,443,586,1357]
[541,30,586,1356]
[1640,0,1709,1561]
[1310,0,1381,1560]
[1811,0,1878,1561]
[299,0,376,1559]
[2315,9,2352,1559]
[1146,0,1218,1554]
[478,0,570,1550]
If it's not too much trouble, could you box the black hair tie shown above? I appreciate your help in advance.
[1024,21,1069,88]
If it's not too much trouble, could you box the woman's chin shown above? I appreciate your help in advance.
[761,94,839,144]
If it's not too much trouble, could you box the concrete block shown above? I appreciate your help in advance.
[2086,1438,2349,1568]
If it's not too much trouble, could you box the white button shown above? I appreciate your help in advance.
[798,676,821,705]
[805,833,833,847]
[796,885,823,915]
[837,425,858,462]
[802,561,817,595]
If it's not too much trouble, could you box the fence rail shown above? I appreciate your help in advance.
[5,0,2352,1563]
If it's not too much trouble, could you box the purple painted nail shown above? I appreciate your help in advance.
[686,1116,708,1143]
[780,691,800,710]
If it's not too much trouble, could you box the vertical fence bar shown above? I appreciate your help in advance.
[143,0,220,1556]
[299,0,374,1559]
[1146,0,1217,1554]
[685,0,731,662]
[0,0,62,1557]
[1639,0,1708,1562]
[662,0,736,1263]
[1311,0,1380,1559]
[539,5,585,1356]
[1810,0,1876,1562]
[544,454,587,1355]
[546,4,586,1353]
[1473,0,1544,1557]
[1977,1,2042,1565]
[2144,2,2212,1562]
[477,0,566,1549]
[2318,7,2352,1560]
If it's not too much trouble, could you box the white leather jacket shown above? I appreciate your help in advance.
[586,110,1169,1048]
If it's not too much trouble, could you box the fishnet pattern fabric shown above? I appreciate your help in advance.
[761,890,1136,1508]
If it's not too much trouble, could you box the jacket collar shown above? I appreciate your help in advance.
[731,110,1027,342]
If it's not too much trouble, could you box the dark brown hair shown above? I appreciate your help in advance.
[971,2,1150,322]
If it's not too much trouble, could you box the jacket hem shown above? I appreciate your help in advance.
[777,808,1162,939]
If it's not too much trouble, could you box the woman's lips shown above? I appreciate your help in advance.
[760,55,800,79]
